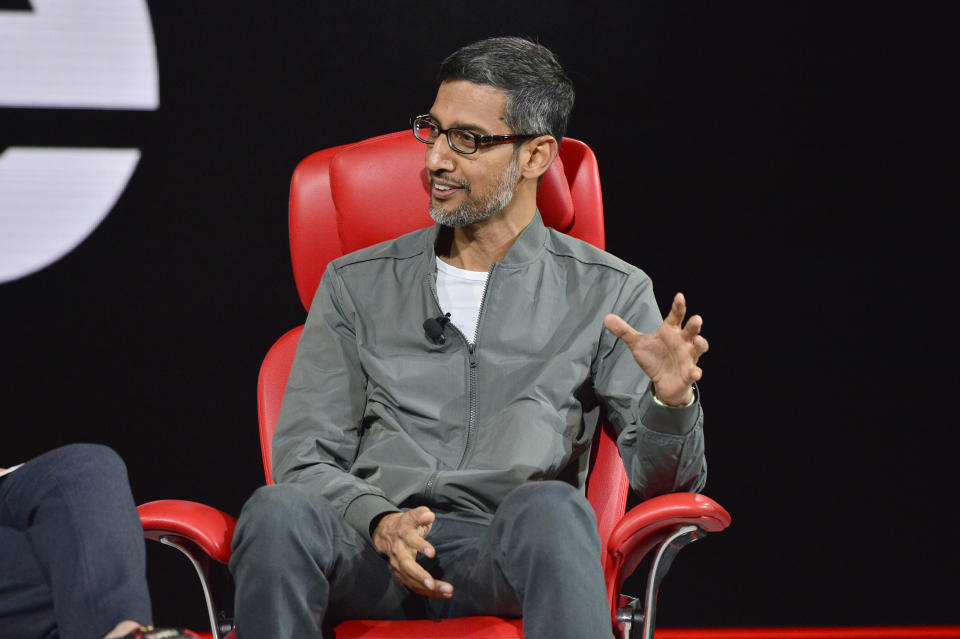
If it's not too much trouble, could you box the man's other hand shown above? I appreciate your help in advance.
[372,506,454,599]
[604,292,709,406]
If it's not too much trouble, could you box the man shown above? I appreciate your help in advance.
[0,444,192,639]
[229,36,708,639]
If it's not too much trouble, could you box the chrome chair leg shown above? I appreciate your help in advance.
[616,524,707,639]
[640,525,705,639]
[616,594,643,639]
[159,535,224,639]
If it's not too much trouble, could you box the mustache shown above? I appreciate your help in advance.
[429,172,470,192]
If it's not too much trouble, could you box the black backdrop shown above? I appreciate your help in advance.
[1,1,957,630]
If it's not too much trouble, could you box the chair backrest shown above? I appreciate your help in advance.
[287,131,605,310]
[259,131,626,571]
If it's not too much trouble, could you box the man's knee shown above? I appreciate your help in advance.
[497,481,600,553]
[233,483,339,554]
[502,481,595,523]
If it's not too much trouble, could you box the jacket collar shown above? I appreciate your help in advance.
[427,211,547,271]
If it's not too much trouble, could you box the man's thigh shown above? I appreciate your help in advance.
[421,516,522,620]
[323,519,428,623]
[232,482,427,627]
[326,514,518,623]
[419,482,604,622]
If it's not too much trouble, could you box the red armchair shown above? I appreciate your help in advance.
[138,131,730,639]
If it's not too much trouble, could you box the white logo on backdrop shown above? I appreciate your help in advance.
[0,0,158,283]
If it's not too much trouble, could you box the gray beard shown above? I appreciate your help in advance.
[429,157,520,228]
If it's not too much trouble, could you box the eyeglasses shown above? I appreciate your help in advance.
[412,115,535,155]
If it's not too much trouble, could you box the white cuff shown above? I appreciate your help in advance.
[652,390,695,408]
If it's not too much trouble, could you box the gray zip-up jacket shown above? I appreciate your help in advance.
[273,213,706,541]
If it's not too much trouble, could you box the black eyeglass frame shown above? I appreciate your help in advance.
[412,114,536,155]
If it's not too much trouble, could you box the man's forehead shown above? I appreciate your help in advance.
[429,80,508,132]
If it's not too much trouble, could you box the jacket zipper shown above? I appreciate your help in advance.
[422,272,468,501]
[456,262,496,469]
[421,262,497,499]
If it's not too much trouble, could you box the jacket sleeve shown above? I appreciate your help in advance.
[271,263,398,541]
[592,268,707,499]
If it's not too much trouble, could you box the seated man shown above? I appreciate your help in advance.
[229,36,709,639]
[0,444,192,639]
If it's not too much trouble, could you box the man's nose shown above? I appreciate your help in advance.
[425,134,456,173]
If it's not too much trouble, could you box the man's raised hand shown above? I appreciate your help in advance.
[371,506,454,599]
[603,292,709,406]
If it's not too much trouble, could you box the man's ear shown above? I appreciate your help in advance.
[520,135,559,180]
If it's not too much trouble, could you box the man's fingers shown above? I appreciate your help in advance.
[398,574,454,598]
[408,507,435,541]
[393,568,432,597]
[395,554,454,599]
[379,508,452,598]
[604,313,642,342]
[682,313,703,338]
[397,552,433,586]
[393,508,434,556]
[409,506,436,526]
[433,579,454,598]
[694,335,709,357]
[665,292,687,327]
[400,528,435,558]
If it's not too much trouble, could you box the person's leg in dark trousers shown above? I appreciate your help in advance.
[0,525,59,639]
[0,444,154,639]
[229,483,422,639]
[426,481,612,639]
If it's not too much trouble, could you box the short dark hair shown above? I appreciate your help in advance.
[438,36,575,144]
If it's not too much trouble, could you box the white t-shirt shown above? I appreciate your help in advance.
[436,258,488,344]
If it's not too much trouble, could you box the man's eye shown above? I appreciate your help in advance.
[450,130,475,146]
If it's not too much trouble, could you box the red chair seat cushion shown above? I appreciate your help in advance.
[333,617,523,638]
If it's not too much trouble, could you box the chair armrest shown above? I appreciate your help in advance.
[138,499,237,564]
[604,493,731,616]
[609,493,730,550]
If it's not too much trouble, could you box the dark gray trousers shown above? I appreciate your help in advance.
[229,480,611,639]
[0,444,153,639]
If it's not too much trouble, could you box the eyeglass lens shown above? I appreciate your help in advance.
[413,118,478,153]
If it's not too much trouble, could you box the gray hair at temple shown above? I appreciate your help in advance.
[438,36,575,145]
